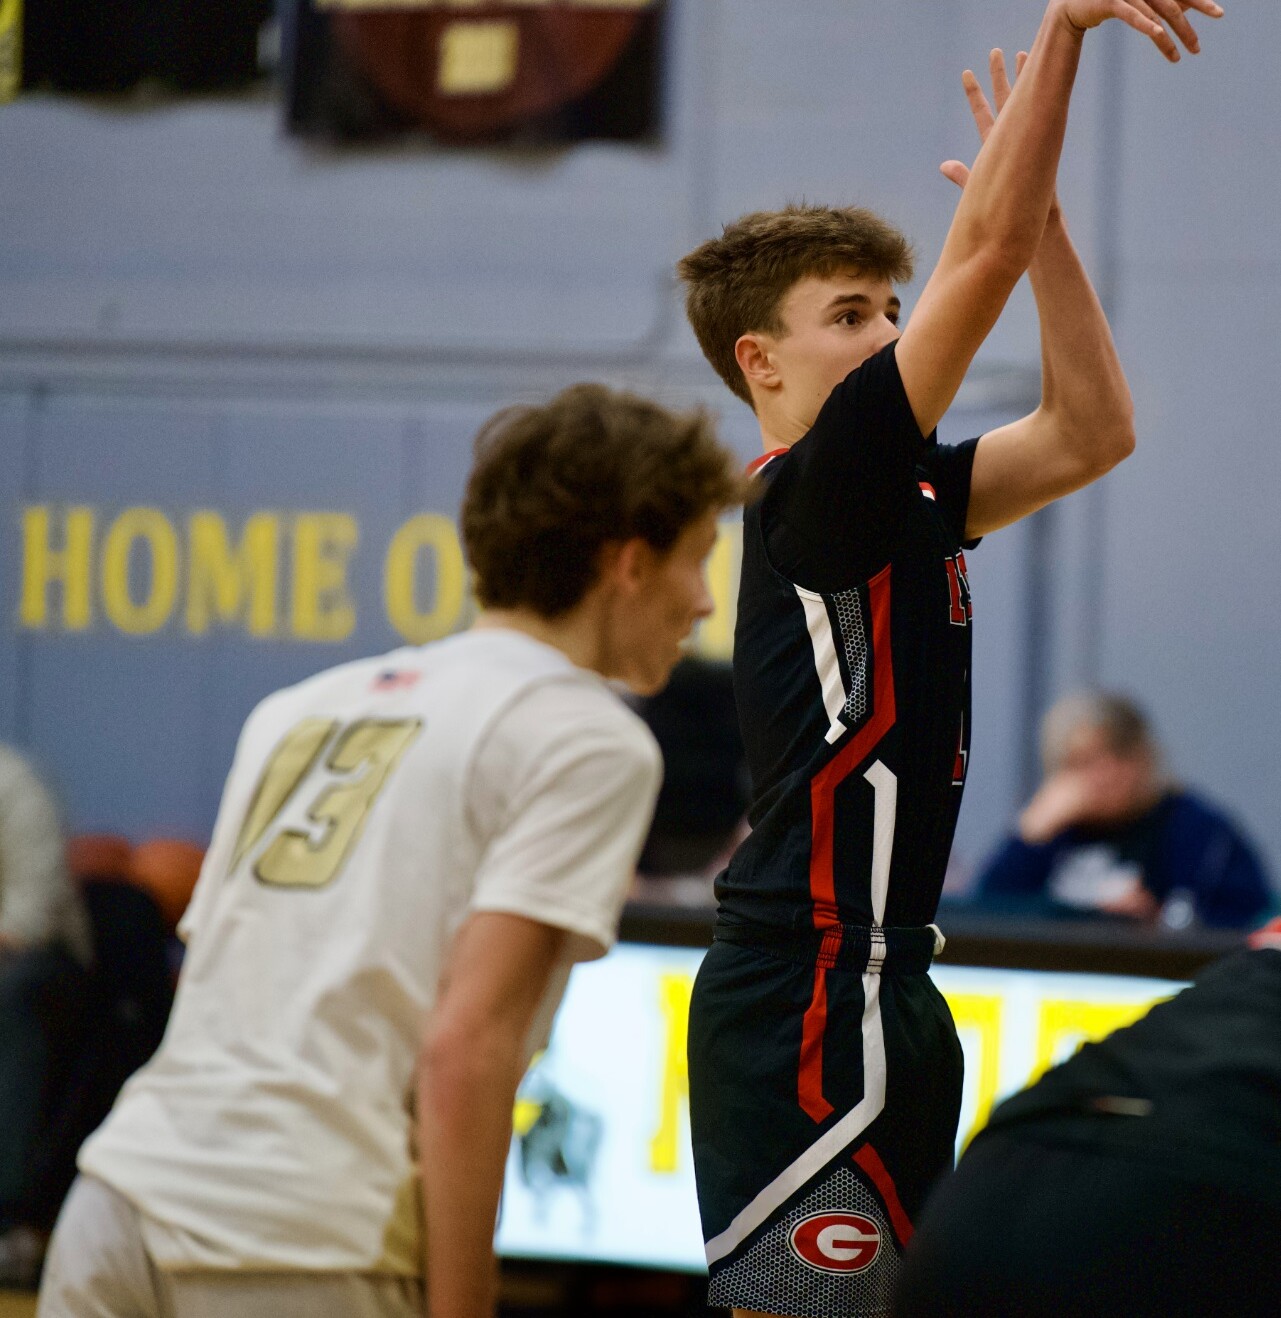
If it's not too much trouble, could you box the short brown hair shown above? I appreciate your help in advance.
[462,384,744,618]
[677,204,915,405]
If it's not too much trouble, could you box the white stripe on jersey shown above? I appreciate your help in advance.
[796,585,847,744]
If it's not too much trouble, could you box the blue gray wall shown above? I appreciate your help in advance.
[1,0,1277,891]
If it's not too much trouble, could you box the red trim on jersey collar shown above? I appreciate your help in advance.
[746,447,789,477]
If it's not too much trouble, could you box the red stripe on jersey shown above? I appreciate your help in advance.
[853,1142,915,1248]
[797,564,897,1123]
[746,447,789,477]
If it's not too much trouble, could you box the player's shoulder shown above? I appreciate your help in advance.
[481,660,660,783]
[244,646,415,717]
[512,665,658,751]
[820,340,905,424]
[0,742,40,790]
[781,341,917,481]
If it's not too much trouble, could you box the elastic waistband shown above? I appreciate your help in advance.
[712,919,944,975]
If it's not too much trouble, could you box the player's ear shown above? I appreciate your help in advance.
[609,538,658,597]
[735,333,780,395]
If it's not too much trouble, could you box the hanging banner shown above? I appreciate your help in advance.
[283,0,664,144]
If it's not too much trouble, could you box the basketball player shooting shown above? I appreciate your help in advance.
[676,2,1223,1315]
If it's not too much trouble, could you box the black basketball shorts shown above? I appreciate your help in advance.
[688,924,963,1318]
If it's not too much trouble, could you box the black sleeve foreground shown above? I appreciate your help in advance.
[764,340,931,590]
[918,437,982,550]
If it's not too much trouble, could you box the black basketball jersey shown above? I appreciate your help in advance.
[718,341,978,932]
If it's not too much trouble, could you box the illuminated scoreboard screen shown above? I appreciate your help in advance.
[495,941,1183,1274]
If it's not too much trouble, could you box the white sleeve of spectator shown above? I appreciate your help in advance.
[468,681,663,964]
[0,754,73,948]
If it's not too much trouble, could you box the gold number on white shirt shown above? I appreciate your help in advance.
[232,718,422,889]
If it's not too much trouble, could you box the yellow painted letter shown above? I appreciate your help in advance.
[693,522,740,660]
[384,514,466,644]
[101,508,179,635]
[20,506,94,631]
[292,514,358,642]
[187,512,279,637]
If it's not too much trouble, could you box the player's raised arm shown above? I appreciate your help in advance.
[938,50,1137,536]
[896,0,1222,439]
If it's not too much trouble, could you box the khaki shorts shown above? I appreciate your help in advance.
[38,1175,424,1318]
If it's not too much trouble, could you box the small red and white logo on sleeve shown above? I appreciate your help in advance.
[788,1212,882,1274]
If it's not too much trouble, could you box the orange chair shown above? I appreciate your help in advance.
[66,834,133,884]
[129,839,206,931]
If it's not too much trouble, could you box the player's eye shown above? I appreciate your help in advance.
[839,311,861,327]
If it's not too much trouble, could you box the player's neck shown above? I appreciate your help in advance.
[472,607,609,679]
[753,393,810,452]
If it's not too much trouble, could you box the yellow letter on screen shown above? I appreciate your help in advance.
[1031,996,1169,1086]
[649,972,694,1174]
[943,992,1004,1150]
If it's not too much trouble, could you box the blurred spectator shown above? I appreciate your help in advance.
[974,693,1274,928]
[631,658,749,900]
[0,744,91,1287]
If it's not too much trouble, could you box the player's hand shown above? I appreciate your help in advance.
[1054,0,1223,64]
[1018,769,1100,844]
[939,50,1029,192]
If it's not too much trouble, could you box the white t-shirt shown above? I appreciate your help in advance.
[79,630,662,1276]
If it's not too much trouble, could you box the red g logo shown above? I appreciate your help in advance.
[788,1212,882,1274]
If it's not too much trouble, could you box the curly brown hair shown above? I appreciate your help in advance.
[677,204,915,406]
[462,384,744,618]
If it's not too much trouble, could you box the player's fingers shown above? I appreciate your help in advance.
[1179,0,1224,17]
[940,161,971,189]
[1147,0,1202,52]
[961,69,996,136]
[989,48,1013,110]
[1015,51,1030,77]
[1115,0,1181,63]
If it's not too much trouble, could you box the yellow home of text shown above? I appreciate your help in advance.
[18,504,741,653]
[19,505,465,643]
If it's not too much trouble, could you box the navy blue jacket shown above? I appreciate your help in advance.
[974,790,1274,929]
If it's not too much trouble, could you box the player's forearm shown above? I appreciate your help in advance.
[942,4,1085,278]
[1027,208,1135,471]
[419,1027,525,1318]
